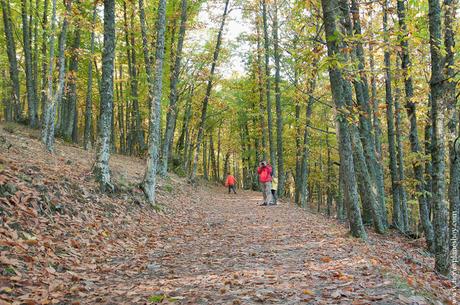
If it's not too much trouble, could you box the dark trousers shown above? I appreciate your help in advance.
[228,185,237,194]
[271,189,277,204]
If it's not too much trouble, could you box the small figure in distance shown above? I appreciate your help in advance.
[271,174,278,205]
[225,172,237,194]
[257,160,273,206]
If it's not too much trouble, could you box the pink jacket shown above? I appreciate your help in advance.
[257,165,272,183]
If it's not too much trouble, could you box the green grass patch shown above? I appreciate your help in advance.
[148,294,179,303]
[3,266,16,275]
[164,184,173,193]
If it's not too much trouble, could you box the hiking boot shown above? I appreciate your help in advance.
[259,202,268,206]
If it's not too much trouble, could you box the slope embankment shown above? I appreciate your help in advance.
[0,123,455,304]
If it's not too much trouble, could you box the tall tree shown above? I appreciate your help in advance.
[337,0,387,233]
[124,1,145,153]
[63,2,82,141]
[321,0,366,239]
[140,0,167,204]
[190,0,230,181]
[383,0,405,232]
[161,0,188,175]
[39,0,49,123]
[32,0,39,118]
[93,0,115,191]
[394,83,409,230]
[1,0,22,121]
[255,15,267,160]
[42,0,71,152]
[299,83,314,208]
[261,0,276,170]
[21,0,38,127]
[428,0,450,276]
[444,0,460,259]
[396,0,434,251]
[349,0,387,228]
[272,0,284,196]
[84,4,97,150]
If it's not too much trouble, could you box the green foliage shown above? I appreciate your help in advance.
[148,294,179,303]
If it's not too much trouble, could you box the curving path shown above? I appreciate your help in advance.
[124,189,430,305]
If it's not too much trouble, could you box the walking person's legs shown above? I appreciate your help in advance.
[261,183,267,204]
[228,185,231,194]
[264,182,273,204]
[231,185,237,194]
[271,189,277,204]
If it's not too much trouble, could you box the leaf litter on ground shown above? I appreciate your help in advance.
[0,124,457,304]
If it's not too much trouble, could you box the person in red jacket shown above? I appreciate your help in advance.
[225,172,237,194]
[257,161,273,206]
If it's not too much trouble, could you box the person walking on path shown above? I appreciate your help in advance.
[225,172,237,194]
[257,161,273,206]
[271,175,278,205]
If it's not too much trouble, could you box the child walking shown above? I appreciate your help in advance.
[225,172,237,194]
[271,175,278,205]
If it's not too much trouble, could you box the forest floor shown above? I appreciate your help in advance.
[0,123,457,305]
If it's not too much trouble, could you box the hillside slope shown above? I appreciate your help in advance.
[0,124,455,304]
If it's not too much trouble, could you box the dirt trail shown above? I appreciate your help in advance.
[0,124,453,305]
[93,190,447,304]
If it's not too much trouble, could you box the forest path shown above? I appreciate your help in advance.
[0,124,449,305]
[101,189,436,305]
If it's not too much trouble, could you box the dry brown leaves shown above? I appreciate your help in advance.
[0,124,457,304]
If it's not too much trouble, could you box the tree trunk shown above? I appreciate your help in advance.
[63,15,81,141]
[124,1,145,154]
[294,100,301,204]
[40,0,56,145]
[117,64,126,154]
[1,0,22,121]
[351,124,387,233]
[383,0,404,232]
[299,82,315,208]
[255,16,267,160]
[261,0,276,171]
[190,0,230,182]
[251,98,261,190]
[21,0,38,127]
[444,0,460,262]
[39,0,48,123]
[369,36,382,161]
[396,0,434,251]
[428,0,450,276]
[84,5,97,150]
[321,0,366,239]
[42,0,70,152]
[176,87,193,159]
[32,0,39,121]
[337,0,384,233]
[210,132,218,181]
[2,70,12,121]
[326,128,333,216]
[425,95,434,219]
[202,135,208,180]
[223,151,230,183]
[349,0,387,228]
[93,0,115,192]
[394,82,409,230]
[336,162,346,221]
[217,127,222,180]
[140,0,167,204]
[272,0,284,196]
[161,0,188,175]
